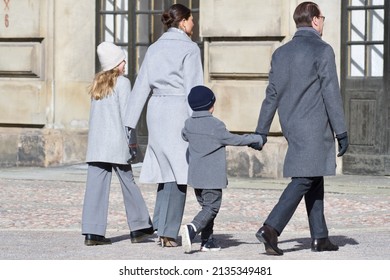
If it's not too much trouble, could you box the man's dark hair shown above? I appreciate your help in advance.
[293,1,321,28]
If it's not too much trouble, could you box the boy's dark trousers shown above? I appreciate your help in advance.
[191,189,222,241]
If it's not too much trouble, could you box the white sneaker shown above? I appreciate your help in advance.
[200,238,221,252]
[181,224,196,253]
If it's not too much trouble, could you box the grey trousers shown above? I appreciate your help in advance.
[191,189,222,241]
[264,176,329,239]
[82,162,152,236]
[153,182,187,239]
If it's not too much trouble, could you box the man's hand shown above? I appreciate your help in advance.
[248,142,262,151]
[336,132,349,157]
[248,132,267,151]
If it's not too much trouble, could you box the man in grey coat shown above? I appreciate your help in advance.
[251,2,349,256]
[180,85,263,253]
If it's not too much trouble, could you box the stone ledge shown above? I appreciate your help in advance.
[227,137,287,179]
[0,127,87,167]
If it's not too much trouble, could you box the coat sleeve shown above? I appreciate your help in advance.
[255,56,278,135]
[124,52,151,129]
[181,127,189,142]
[214,119,263,146]
[117,77,132,125]
[318,45,347,135]
[183,46,204,115]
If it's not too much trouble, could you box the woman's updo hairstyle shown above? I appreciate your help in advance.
[161,4,191,29]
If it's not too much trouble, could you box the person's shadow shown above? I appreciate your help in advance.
[108,233,359,255]
[110,233,156,244]
[212,234,358,254]
[277,235,359,253]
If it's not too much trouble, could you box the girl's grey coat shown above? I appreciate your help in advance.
[86,76,131,164]
[124,28,203,184]
[256,28,347,177]
[182,111,262,189]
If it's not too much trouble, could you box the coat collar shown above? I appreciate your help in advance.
[191,110,213,118]
[294,27,322,39]
[159,27,193,43]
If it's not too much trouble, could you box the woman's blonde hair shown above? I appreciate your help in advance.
[89,68,121,100]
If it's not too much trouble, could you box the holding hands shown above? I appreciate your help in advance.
[249,132,267,151]
[126,127,143,164]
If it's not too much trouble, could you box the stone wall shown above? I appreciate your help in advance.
[0,0,94,167]
[0,0,342,177]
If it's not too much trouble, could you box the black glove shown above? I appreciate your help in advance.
[248,132,267,151]
[336,132,349,157]
[128,144,138,162]
[248,142,262,151]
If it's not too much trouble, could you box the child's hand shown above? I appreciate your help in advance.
[256,132,267,145]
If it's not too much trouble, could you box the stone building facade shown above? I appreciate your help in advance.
[1,0,388,177]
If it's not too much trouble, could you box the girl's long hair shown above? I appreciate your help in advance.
[89,68,121,100]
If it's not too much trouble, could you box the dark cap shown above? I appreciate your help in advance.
[188,85,216,111]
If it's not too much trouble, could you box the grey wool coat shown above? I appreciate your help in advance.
[124,28,203,184]
[256,28,347,177]
[86,76,131,164]
[182,111,263,189]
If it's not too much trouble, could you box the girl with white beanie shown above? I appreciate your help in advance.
[81,42,154,246]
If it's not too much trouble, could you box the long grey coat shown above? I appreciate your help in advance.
[124,28,203,184]
[86,76,131,164]
[256,28,347,177]
[182,111,262,189]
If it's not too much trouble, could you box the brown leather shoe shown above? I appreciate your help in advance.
[160,237,178,247]
[311,238,339,252]
[84,234,112,246]
[256,225,283,255]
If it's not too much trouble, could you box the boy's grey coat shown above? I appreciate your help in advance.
[182,111,262,189]
[255,28,347,177]
[86,76,131,164]
[124,28,203,184]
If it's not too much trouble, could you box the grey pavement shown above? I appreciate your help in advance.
[0,163,389,261]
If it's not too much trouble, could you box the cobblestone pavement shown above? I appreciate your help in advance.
[0,164,389,261]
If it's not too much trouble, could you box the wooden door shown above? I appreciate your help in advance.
[341,0,390,175]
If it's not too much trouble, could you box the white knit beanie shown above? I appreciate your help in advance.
[97,42,126,71]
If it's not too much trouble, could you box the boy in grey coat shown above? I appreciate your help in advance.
[180,85,263,253]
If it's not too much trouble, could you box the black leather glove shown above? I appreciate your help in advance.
[248,142,262,151]
[128,143,138,163]
[126,127,143,164]
[336,132,349,157]
[248,132,267,151]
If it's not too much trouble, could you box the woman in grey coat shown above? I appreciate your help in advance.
[124,4,203,247]
[82,42,153,246]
